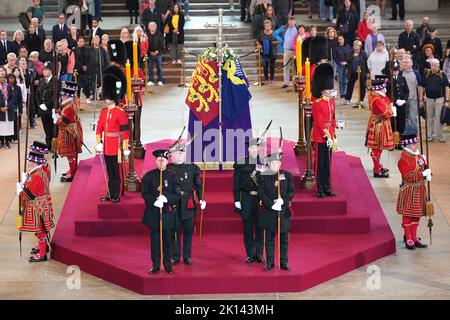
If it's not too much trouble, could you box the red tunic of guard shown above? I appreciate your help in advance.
[20,163,54,233]
[56,99,83,157]
[312,98,336,143]
[396,150,427,217]
[96,105,130,156]
[366,92,395,150]
[396,146,429,249]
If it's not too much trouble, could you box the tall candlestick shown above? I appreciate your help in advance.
[296,37,302,76]
[125,60,132,103]
[133,41,138,77]
[305,58,311,99]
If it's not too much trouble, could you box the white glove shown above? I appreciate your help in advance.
[391,106,397,117]
[123,149,131,157]
[396,99,406,106]
[21,172,28,183]
[39,104,47,111]
[422,168,432,181]
[158,195,168,203]
[326,138,333,149]
[271,202,282,211]
[52,112,60,122]
[95,143,103,153]
[153,199,164,208]
[337,120,346,129]
[16,182,24,196]
[200,200,206,210]
[274,197,284,206]
[234,201,241,210]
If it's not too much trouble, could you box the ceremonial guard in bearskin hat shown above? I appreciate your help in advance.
[95,66,130,203]
[396,135,430,250]
[141,149,180,274]
[233,137,266,264]
[17,142,54,262]
[258,151,295,272]
[167,140,206,266]
[311,63,337,198]
[53,81,84,182]
[366,79,396,178]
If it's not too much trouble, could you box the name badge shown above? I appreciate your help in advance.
[164,180,168,188]
[184,172,188,179]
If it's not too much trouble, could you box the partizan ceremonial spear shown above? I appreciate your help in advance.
[423,102,434,245]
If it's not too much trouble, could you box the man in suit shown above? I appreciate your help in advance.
[52,13,69,43]
[89,19,104,46]
[37,61,58,150]
[0,30,14,65]
[31,18,46,47]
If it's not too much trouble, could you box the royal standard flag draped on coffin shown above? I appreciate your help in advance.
[185,60,220,126]
[221,59,252,123]
[185,47,251,125]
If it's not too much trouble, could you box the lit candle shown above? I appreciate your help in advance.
[125,60,132,103]
[296,37,302,76]
[305,58,311,99]
[132,41,138,77]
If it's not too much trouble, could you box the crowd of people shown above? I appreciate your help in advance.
[246,1,450,145]
[0,0,195,149]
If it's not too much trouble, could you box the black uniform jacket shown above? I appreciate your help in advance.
[257,170,295,234]
[167,162,203,220]
[141,168,180,230]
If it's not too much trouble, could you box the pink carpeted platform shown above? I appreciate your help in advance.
[51,139,396,295]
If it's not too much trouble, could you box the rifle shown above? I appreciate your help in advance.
[423,102,434,245]
[16,97,22,258]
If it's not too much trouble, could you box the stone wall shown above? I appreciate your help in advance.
[1,3,30,18]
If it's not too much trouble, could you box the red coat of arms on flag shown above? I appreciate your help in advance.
[185,60,220,125]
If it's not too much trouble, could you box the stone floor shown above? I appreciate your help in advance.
[1,81,450,299]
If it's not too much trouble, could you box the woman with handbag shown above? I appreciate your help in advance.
[336,0,357,46]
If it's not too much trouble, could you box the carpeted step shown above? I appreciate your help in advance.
[74,213,369,237]
[96,190,348,220]
[52,139,395,295]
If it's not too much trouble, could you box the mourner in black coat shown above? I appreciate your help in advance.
[141,149,180,274]
[36,62,59,149]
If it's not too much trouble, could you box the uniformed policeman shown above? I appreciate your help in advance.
[95,68,130,202]
[258,152,295,271]
[233,138,266,264]
[167,143,206,266]
[141,149,180,274]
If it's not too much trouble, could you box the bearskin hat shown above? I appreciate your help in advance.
[107,40,127,66]
[102,74,124,104]
[309,36,328,65]
[301,37,312,63]
[312,63,334,99]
